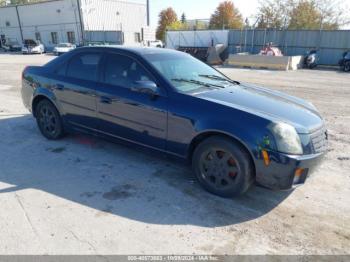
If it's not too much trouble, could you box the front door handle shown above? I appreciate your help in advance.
[100,96,112,104]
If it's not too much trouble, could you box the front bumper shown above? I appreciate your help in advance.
[22,49,41,54]
[256,150,325,190]
[54,51,65,56]
[10,47,21,52]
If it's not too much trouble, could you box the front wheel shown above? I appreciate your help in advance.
[35,99,65,140]
[344,61,350,72]
[309,63,317,69]
[192,136,254,198]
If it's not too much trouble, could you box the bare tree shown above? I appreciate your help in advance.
[314,0,349,29]
[256,0,293,29]
[256,0,349,29]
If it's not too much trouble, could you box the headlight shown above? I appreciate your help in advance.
[269,122,303,155]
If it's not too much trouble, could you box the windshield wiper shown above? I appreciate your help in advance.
[198,74,240,85]
[171,78,225,88]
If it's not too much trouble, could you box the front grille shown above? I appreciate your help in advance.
[311,126,328,153]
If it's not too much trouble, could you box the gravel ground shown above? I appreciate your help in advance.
[0,53,349,255]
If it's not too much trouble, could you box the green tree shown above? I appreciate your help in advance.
[181,12,187,24]
[209,1,243,29]
[288,0,323,29]
[194,20,209,30]
[168,21,188,31]
[156,7,178,41]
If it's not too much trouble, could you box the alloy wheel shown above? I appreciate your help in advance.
[38,105,59,136]
[199,148,240,189]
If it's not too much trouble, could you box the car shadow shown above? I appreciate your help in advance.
[0,115,292,227]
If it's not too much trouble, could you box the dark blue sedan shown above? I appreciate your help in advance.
[21,47,327,197]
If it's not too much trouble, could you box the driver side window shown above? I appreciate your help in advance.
[104,53,153,89]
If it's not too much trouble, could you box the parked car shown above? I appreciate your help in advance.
[149,40,164,48]
[53,43,76,56]
[2,38,21,52]
[339,51,350,72]
[86,41,114,47]
[22,39,45,54]
[21,47,327,197]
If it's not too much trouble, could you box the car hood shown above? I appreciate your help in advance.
[193,83,324,134]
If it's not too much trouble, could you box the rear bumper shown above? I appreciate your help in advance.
[256,151,325,190]
[21,80,34,113]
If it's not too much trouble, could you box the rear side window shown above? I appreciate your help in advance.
[104,53,153,88]
[67,53,102,82]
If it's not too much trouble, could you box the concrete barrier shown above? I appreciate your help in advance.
[225,54,304,71]
[207,44,226,65]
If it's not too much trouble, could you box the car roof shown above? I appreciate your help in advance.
[77,46,181,57]
[44,45,187,69]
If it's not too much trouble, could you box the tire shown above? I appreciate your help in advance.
[309,64,317,69]
[35,99,65,140]
[344,61,350,72]
[192,136,254,198]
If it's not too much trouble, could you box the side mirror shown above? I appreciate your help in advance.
[131,80,159,97]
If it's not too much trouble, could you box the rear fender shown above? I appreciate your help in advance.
[32,87,62,116]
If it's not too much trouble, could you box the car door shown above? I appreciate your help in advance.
[96,52,168,150]
[50,51,102,130]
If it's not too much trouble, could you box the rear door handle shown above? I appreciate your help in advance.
[100,96,112,104]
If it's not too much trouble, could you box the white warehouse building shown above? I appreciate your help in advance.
[0,0,153,50]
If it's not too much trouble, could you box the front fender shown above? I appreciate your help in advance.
[191,115,272,162]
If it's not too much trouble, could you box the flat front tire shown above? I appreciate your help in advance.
[35,99,64,140]
[192,136,254,198]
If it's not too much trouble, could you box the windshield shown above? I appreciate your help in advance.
[24,40,37,46]
[144,52,231,93]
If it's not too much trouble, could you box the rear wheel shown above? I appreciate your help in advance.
[344,61,350,72]
[192,136,254,198]
[35,99,65,140]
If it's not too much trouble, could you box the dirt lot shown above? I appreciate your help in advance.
[0,53,349,255]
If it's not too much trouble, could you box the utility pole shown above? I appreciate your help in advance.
[15,5,24,43]
[146,0,150,26]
